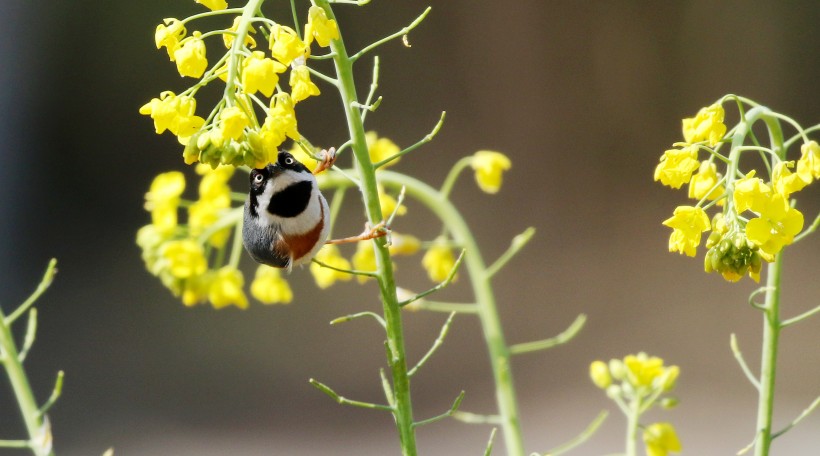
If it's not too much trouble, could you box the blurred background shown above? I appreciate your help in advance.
[1,0,820,454]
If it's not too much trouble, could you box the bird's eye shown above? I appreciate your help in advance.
[254,173,264,183]
[285,157,294,165]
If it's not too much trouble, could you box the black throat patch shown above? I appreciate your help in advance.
[267,180,313,218]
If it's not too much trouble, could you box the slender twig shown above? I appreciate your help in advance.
[330,311,386,329]
[772,395,820,439]
[309,378,394,411]
[360,57,381,124]
[508,314,586,356]
[408,312,455,377]
[483,428,498,456]
[375,111,446,169]
[405,300,479,314]
[485,227,536,279]
[793,212,820,243]
[38,371,64,416]
[18,309,37,363]
[311,258,379,277]
[0,440,31,449]
[781,302,820,328]
[399,250,465,307]
[350,7,432,63]
[537,410,609,456]
[452,411,503,425]
[7,259,57,325]
[306,66,340,87]
[730,334,761,390]
[413,391,465,427]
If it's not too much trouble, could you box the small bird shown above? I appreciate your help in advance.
[243,149,335,269]
[243,148,389,270]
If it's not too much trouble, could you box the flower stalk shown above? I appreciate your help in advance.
[315,1,417,453]
[0,259,58,456]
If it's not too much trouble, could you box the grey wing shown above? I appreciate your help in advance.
[243,206,291,268]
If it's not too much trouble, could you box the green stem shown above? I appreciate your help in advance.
[754,254,783,456]
[320,170,526,456]
[625,397,640,456]
[0,307,51,456]
[317,2,418,454]
[223,0,264,102]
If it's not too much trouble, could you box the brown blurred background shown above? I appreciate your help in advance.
[1,1,820,454]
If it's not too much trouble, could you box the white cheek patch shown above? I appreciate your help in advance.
[255,172,322,236]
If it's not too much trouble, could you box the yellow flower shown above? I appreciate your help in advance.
[365,132,400,167]
[160,239,207,279]
[388,233,421,256]
[218,106,250,141]
[269,24,308,65]
[181,273,213,307]
[772,161,808,198]
[797,140,820,183]
[289,65,320,103]
[242,51,286,97]
[733,170,772,213]
[422,240,457,283]
[145,171,185,234]
[310,245,353,289]
[589,361,612,389]
[305,6,340,47]
[208,267,248,309]
[662,205,710,257]
[643,423,682,456]
[189,200,230,247]
[174,32,208,78]
[223,16,256,49]
[155,18,186,61]
[195,0,227,10]
[654,145,699,189]
[140,92,204,137]
[746,193,804,256]
[352,241,377,283]
[624,353,667,388]
[260,93,299,151]
[688,160,724,203]
[470,150,512,194]
[250,266,293,304]
[289,144,320,171]
[682,103,726,146]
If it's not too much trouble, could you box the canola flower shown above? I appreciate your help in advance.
[655,98,819,282]
[591,353,681,456]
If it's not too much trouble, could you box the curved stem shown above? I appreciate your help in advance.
[754,254,783,456]
[316,2,418,454]
[320,169,526,456]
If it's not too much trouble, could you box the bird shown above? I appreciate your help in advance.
[243,148,388,270]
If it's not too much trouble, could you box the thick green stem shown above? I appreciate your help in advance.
[755,255,783,456]
[320,170,526,456]
[316,2,418,454]
[0,307,50,456]
[625,398,639,456]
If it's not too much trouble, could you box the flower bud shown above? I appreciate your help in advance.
[589,361,612,389]
[609,359,626,381]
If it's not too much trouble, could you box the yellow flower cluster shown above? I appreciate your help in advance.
[591,353,682,456]
[142,3,339,169]
[656,101,815,282]
[137,167,293,308]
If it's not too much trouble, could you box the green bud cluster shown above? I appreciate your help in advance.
[184,131,266,169]
[704,229,762,282]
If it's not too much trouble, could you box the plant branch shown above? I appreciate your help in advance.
[350,7,432,63]
[485,227,536,280]
[413,390,465,427]
[730,333,761,390]
[408,312,455,377]
[309,378,393,411]
[375,111,446,169]
[508,314,586,356]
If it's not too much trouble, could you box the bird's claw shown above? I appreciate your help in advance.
[312,147,337,175]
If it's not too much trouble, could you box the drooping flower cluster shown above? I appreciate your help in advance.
[655,98,818,282]
[137,165,293,309]
[141,2,337,169]
[590,353,682,456]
